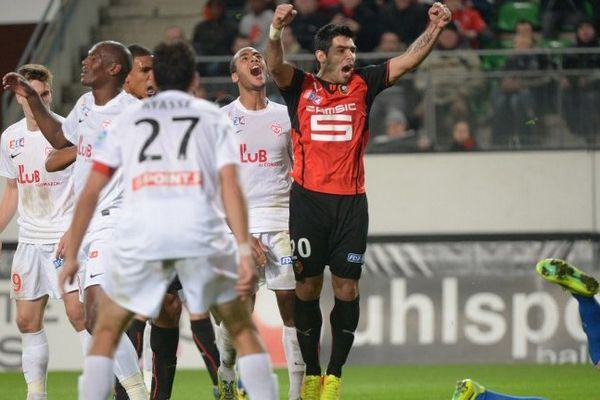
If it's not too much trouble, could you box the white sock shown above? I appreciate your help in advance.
[282,326,305,399]
[82,355,114,400]
[217,324,237,369]
[22,329,48,399]
[113,333,147,399]
[238,353,277,400]
[78,330,92,356]
[142,322,152,392]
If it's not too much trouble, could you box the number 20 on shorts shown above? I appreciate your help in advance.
[291,238,312,258]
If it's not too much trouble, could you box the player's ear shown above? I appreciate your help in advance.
[108,62,122,78]
[231,71,239,84]
[315,50,326,64]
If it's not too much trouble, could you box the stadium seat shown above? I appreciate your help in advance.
[495,1,540,32]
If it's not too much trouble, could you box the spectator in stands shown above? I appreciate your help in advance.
[379,0,428,48]
[445,0,492,48]
[449,120,477,151]
[192,0,239,76]
[514,19,537,44]
[414,23,481,147]
[164,25,187,43]
[282,27,307,54]
[329,0,381,51]
[290,0,331,52]
[231,35,252,54]
[367,109,431,153]
[376,31,405,53]
[491,34,546,148]
[239,0,275,52]
[561,18,600,141]
[541,0,587,39]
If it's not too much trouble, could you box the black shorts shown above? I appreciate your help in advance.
[167,275,182,293]
[289,182,368,280]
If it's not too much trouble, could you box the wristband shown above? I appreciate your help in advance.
[238,242,252,257]
[269,24,283,41]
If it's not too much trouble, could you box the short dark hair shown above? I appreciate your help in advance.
[17,64,53,88]
[128,44,152,59]
[314,24,355,54]
[153,40,197,91]
[95,41,132,84]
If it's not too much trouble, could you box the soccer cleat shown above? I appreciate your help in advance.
[451,379,485,400]
[320,374,341,400]
[217,375,238,400]
[300,374,322,400]
[536,258,599,297]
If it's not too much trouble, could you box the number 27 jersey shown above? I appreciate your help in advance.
[279,62,390,195]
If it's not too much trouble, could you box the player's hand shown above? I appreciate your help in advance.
[250,236,267,267]
[273,4,297,30]
[2,72,37,98]
[59,257,79,294]
[55,231,70,259]
[236,255,257,301]
[428,2,452,29]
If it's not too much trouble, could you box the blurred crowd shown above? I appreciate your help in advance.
[164,0,600,151]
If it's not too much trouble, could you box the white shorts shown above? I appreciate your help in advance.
[10,242,79,300]
[79,211,118,291]
[255,231,295,291]
[104,250,239,319]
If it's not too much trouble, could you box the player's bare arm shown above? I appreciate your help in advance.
[388,2,452,84]
[219,164,257,300]
[266,4,298,89]
[0,178,18,257]
[45,146,77,172]
[3,72,71,149]
[59,168,111,290]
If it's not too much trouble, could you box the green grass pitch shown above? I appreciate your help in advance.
[1,364,599,399]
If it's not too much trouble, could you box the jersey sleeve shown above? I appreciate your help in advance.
[93,117,122,169]
[278,67,306,121]
[356,62,391,108]
[62,103,79,145]
[0,134,16,179]
[215,113,240,171]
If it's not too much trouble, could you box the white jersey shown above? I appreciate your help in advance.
[93,90,239,260]
[221,98,292,233]
[0,117,74,243]
[63,91,139,218]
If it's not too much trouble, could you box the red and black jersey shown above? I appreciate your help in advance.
[279,62,390,195]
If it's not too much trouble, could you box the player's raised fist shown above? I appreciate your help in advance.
[2,72,36,98]
[428,2,452,29]
[272,4,297,30]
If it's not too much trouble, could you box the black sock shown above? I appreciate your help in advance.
[150,324,179,400]
[190,318,220,386]
[294,296,322,376]
[326,296,360,378]
[127,318,147,359]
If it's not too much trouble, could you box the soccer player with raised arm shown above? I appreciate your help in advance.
[266,3,451,399]
[3,41,147,399]
[0,64,85,400]
[58,39,277,400]
[218,46,305,400]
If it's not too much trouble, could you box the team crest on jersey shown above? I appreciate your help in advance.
[95,120,112,145]
[79,101,91,122]
[339,85,349,95]
[232,116,246,126]
[303,90,322,105]
[8,137,25,150]
[271,122,283,136]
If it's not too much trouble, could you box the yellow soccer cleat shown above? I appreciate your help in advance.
[320,374,341,400]
[536,258,599,297]
[451,379,485,400]
[217,375,239,400]
[300,374,322,400]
